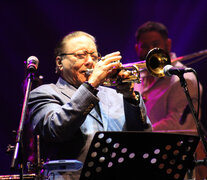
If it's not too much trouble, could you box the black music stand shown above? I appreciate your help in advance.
[80,131,199,180]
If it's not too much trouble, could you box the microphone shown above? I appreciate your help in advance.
[27,56,39,73]
[163,65,194,77]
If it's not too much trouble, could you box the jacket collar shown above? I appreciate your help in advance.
[56,77,77,99]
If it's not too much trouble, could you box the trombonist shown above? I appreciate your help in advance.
[28,31,151,179]
[134,21,203,131]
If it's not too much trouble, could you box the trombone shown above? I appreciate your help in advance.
[123,48,207,77]
[87,48,207,86]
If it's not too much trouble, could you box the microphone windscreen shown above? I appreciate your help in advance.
[27,56,39,71]
[163,64,173,76]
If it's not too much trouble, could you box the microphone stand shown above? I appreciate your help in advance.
[10,72,34,180]
[178,73,207,168]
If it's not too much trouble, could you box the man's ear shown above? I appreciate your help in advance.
[56,56,63,70]
[135,43,139,54]
[166,38,172,52]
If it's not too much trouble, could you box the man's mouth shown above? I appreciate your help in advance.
[80,69,93,76]
[80,70,87,74]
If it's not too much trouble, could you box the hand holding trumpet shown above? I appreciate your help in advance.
[87,51,138,101]
[87,51,122,88]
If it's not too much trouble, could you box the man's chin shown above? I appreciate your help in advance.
[79,76,88,84]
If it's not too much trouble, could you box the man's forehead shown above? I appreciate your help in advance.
[67,35,94,44]
[65,35,96,51]
[139,31,163,41]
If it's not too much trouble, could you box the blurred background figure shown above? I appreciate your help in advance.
[134,21,203,131]
[134,21,207,179]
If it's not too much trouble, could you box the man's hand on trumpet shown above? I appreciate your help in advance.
[88,51,122,88]
[116,70,139,102]
[87,51,139,103]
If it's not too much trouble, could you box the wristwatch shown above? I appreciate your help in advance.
[83,82,99,95]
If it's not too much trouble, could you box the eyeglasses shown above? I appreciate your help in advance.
[59,51,101,61]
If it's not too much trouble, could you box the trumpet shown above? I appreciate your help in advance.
[86,48,207,86]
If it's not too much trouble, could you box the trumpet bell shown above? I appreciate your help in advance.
[146,48,171,77]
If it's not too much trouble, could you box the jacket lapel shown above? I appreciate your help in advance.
[56,77,103,127]
[89,105,103,127]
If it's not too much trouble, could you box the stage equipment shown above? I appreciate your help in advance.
[0,174,36,180]
[8,56,39,180]
[43,159,83,179]
[79,131,199,180]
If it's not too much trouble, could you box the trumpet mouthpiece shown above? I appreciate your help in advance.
[85,69,93,76]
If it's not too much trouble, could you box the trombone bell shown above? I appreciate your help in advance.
[146,48,171,77]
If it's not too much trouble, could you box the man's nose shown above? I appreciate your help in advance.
[145,46,154,57]
[147,46,154,52]
[84,55,94,66]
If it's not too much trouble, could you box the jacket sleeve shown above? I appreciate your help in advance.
[28,84,99,142]
[124,92,152,131]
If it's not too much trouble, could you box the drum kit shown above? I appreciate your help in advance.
[1,135,83,180]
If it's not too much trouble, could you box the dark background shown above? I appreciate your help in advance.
[0,0,207,175]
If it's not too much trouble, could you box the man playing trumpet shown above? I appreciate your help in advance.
[28,31,151,180]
